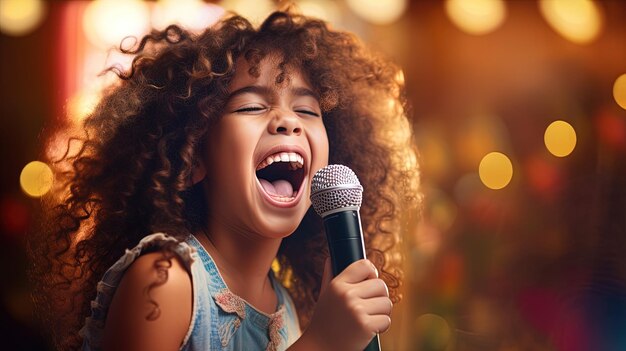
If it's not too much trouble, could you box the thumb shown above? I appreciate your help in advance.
[320,257,333,294]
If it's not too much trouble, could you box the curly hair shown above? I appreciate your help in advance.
[28,10,420,350]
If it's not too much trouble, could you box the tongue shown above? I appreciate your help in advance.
[259,179,294,197]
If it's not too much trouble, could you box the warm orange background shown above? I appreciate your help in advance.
[1,1,625,350]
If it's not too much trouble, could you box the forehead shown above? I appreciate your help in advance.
[229,56,313,92]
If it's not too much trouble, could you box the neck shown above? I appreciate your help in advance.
[198,218,282,307]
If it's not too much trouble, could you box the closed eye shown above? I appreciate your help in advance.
[234,106,267,114]
[296,110,321,117]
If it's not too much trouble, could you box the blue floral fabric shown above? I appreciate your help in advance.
[80,233,301,350]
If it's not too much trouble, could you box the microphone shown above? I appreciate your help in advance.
[310,164,381,351]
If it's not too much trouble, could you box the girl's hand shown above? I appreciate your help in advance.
[294,258,393,351]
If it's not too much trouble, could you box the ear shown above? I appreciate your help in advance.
[190,159,207,185]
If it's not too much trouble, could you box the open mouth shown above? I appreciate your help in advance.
[256,151,305,203]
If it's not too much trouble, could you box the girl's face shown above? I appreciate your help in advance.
[202,56,329,239]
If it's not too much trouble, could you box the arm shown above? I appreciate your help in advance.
[102,252,192,351]
[288,259,392,351]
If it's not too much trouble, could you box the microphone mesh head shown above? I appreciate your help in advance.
[311,164,363,217]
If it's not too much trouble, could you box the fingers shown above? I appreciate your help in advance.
[354,278,389,299]
[336,259,378,284]
[369,315,392,334]
[308,258,393,349]
[361,296,393,316]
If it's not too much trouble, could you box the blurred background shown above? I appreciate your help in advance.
[1,0,625,350]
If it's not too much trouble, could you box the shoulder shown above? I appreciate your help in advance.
[102,251,192,351]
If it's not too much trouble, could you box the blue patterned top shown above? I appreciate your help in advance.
[80,233,301,350]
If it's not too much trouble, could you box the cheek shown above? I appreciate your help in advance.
[310,122,329,169]
[206,121,257,185]
[215,117,259,157]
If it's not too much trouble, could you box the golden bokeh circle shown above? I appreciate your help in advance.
[479,152,513,190]
[544,120,577,157]
[613,73,626,110]
[20,161,54,197]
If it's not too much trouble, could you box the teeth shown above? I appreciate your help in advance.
[257,151,305,170]
[270,193,297,202]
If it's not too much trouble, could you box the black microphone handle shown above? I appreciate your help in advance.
[323,210,382,351]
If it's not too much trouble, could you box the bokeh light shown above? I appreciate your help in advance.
[68,88,100,123]
[445,0,506,35]
[0,197,29,237]
[454,173,482,206]
[219,0,275,25]
[437,252,464,304]
[467,297,500,336]
[414,314,453,350]
[83,0,151,49]
[525,155,561,200]
[0,0,46,36]
[425,188,458,232]
[295,0,340,24]
[595,107,626,151]
[20,161,53,198]
[417,125,453,181]
[455,114,508,171]
[413,222,443,264]
[346,0,408,25]
[539,0,602,44]
[613,73,626,110]
[479,152,513,190]
[152,0,224,32]
[544,120,577,157]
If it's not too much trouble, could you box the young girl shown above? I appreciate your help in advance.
[29,10,420,351]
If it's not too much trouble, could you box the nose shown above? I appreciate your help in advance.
[268,109,302,136]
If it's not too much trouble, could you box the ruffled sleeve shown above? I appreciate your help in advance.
[79,233,196,351]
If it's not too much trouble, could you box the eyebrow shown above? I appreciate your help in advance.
[226,85,320,101]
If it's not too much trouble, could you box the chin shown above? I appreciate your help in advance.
[251,198,311,239]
